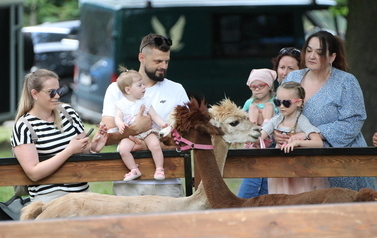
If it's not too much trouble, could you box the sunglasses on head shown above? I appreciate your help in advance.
[41,87,65,98]
[279,47,301,57]
[250,83,268,90]
[140,36,173,52]
[273,98,301,108]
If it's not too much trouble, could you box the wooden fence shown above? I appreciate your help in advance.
[1,147,377,237]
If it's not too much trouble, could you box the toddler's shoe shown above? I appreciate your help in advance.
[123,168,142,181]
[154,167,165,180]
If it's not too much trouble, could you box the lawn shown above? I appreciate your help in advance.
[0,122,242,202]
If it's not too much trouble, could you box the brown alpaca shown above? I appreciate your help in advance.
[20,98,260,220]
[169,98,377,208]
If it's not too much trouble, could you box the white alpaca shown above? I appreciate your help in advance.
[21,99,260,220]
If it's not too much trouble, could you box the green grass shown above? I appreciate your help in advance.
[0,123,241,202]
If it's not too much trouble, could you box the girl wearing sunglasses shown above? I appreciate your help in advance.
[259,82,326,194]
[11,69,108,203]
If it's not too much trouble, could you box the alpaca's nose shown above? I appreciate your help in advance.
[253,127,261,132]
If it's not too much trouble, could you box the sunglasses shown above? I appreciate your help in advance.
[41,87,65,98]
[273,98,301,108]
[279,47,301,57]
[250,83,268,90]
[140,36,173,52]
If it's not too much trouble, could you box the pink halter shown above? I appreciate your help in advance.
[171,129,214,152]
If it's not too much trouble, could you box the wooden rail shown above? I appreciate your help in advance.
[224,146,377,177]
[1,147,377,194]
[0,150,194,195]
[0,202,376,237]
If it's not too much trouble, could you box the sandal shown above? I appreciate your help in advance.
[154,167,165,180]
[123,167,142,181]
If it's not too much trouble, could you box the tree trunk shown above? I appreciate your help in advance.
[347,0,377,145]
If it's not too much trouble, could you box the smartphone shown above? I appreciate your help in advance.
[85,128,94,137]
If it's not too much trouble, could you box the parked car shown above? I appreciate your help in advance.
[22,20,80,103]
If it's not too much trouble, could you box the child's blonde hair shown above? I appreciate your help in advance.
[117,66,142,94]
[278,81,305,110]
[278,81,306,134]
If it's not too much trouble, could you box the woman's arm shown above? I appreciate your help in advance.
[14,136,89,182]
[317,75,366,147]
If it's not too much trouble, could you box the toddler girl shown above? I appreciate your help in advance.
[115,67,168,181]
[243,68,278,148]
[237,68,278,199]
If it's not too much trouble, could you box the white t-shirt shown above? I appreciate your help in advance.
[104,79,189,184]
[115,97,152,125]
[103,79,189,121]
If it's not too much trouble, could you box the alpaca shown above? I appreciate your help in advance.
[20,98,261,220]
[165,98,377,209]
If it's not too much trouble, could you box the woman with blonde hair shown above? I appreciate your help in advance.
[11,69,108,203]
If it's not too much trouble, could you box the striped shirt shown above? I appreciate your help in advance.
[11,104,89,199]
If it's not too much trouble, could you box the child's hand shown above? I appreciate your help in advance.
[119,123,129,134]
[281,141,300,153]
[91,123,108,153]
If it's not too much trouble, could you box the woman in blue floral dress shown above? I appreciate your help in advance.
[278,30,376,191]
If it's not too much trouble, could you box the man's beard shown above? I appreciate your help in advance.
[145,67,166,82]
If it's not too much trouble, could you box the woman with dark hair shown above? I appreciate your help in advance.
[271,47,302,91]
[276,30,376,191]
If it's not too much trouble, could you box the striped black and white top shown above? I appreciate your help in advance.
[11,104,89,199]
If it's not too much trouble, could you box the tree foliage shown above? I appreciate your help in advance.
[329,0,348,17]
[23,0,79,26]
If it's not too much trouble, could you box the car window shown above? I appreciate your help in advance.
[213,12,295,58]
[79,7,114,58]
[31,32,70,44]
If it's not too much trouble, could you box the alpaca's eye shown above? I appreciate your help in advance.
[229,121,239,127]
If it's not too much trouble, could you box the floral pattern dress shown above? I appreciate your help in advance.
[284,67,376,191]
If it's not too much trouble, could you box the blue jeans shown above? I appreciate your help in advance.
[237,178,268,198]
